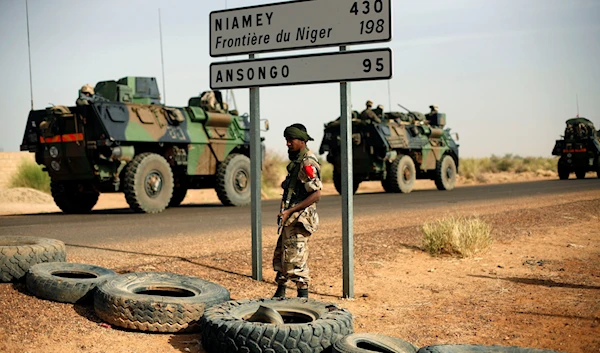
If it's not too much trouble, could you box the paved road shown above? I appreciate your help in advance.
[1,179,598,245]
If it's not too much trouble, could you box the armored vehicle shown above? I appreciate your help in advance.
[20,77,264,214]
[552,117,600,179]
[319,105,459,194]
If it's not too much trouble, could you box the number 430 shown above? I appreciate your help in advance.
[350,0,384,15]
[363,58,385,73]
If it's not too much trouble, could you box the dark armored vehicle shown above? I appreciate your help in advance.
[552,117,600,179]
[319,106,459,194]
[20,77,263,213]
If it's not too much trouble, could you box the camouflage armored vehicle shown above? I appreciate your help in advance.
[552,117,600,179]
[319,105,459,194]
[20,77,264,214]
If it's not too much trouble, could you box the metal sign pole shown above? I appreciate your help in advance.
[339,46,354,299]
[249,53,262,281]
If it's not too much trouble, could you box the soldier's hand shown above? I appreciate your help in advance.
[278,210,291,225]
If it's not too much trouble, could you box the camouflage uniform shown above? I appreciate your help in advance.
[359,100,381,123]
[273,149,322,290]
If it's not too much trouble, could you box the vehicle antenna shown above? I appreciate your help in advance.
[159,8,167,105]
[576,93,579,117]
[26,0,34,110]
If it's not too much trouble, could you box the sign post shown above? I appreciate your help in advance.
[210,0,392,299]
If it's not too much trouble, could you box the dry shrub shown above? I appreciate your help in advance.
[421,216,493,258]
[9,159,50,194]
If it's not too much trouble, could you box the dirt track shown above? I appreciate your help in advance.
[0,176,599,353]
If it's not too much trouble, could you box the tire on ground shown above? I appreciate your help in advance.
[416,345,565,353]
[389,155,416,193]
[124,153,174,213]
[51,180,99,214]
[0,236,66,282]
[200,298,354,353]
[575,169,586,180]
[169,182,188,207]
[94,272,230,333]
[435,154,457,191]
[26,262,116,303]
[215,154,251,206]
[333,333,418,353]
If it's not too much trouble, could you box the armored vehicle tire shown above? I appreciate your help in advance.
[435,155,457,191]
[381,178,393,193]
[51,180,99,214]
[124,153,174,213]
[597,157,600,179]
[575,169,586,179]
[216,154,251,206]
[94,272,230,333]
[389,155,416,193]
[333,333,418,353]
[557,157,570,180]
[169,184,188,207]
[26,262,116,303]
[200,298,353,353]
[416,344,564,353]
[334,172,360,195]
[0,236,66,282]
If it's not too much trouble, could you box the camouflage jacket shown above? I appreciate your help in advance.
[282,149,322,234]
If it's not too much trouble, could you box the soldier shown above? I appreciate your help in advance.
[359,100,382,123]
[429,105,439,114]
[273,123,322,299]
[374,104,385,120]
[76,84,95,106]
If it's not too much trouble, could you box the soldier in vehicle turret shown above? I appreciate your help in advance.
[359,100,381,123]
[76,84,104,106]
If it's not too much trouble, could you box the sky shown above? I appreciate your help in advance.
[0,0,599,158]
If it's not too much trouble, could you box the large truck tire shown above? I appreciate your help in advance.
[417,345,565,353]
[435,154,457,191]
[51,180,99,214]
[94,272,230,333]
[389,155,416,193]
[0,236,66,282]
[216,154,251,206]
[333,333,418,353]
[26,262,116,304]
[124,153,174,213]
[557,157,570,180]
[200,298,353,353]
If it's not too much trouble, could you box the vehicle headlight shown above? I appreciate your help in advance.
[50,160,60,171]
[49,146,59,158]
[567,153,572,158]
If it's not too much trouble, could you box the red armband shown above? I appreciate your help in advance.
[304,164,316,179]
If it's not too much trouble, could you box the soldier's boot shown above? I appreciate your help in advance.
[272,285,287,298]
[297,288,309,298]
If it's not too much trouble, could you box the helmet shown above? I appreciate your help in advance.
[377,105,384,110]
[81,84,94,95]
[366,100,373,107]
[429,105,438,110]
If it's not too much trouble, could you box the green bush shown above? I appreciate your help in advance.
[459,155,558,181]
[9,159,51,194]
[421,216,493,258]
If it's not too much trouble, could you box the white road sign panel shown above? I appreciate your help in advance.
[210,0,391,57]
[210,48,392,89]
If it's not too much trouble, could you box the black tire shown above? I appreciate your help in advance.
[557,159,570,180]
[215,154,251,206]
[333,333,418,353]
[334,171,360,195]
[575,169,586,180]
[201,298,354,353]
[597,156,600,179]
[123,153,174,213]
[94,272,230,333]
[26,262,116,304]
[168,182,188,207]
[416,344,564,353]
[381,176,393,193]
[389,155,416,193]
[51,180,99,214]
[0,236,66,282]
[435,154,457,191]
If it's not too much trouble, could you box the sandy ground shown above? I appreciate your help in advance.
[0,172,599,353]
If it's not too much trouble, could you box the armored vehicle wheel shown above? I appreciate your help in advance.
[169,183,188,207]
[200,298,353,353]
[51,180,99,214]
[557,158,570,180]
[389,155,416,193]
[216,154,251,206]
[94,272,230,333]
[575,169,586,179]
[124,153,174,213]
[0,236,66,282]
[381,177,393,193]
[597,157,600,179]
[333,172,360,195]
[435,155,457,191]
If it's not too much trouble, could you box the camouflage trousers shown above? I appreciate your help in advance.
[273,223,311,289]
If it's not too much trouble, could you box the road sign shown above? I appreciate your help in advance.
[210,0,391,57]
[210,48,392,89]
